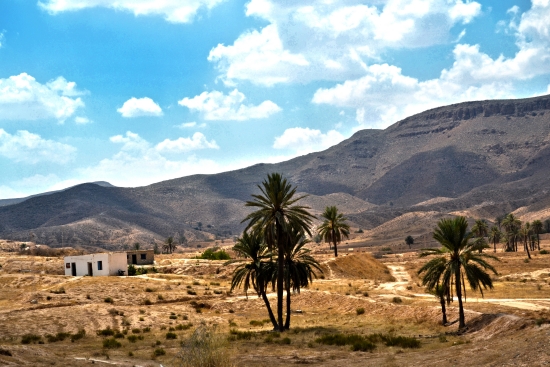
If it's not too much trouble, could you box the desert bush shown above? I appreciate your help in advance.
[0,348,12,356]
[210,282,220,286]
[144,299,153,305]
[103,338,122,349]
[21,334,42,344]
[249,320,264,327]
[196,248,231,260]
[213,290,223,295]
[132,328,141,334]
[97,328,115,337]
[154,348,166,356]
[143,327,151,332]
[114,332,124,339]
[187,290,197,295]
[166,332,178,339]
[170,315,178,320]
[315,334,375,352]
[104,297,114,304]
[279,337,291,345]
[45,332,71,343]
[157,294,164,300]
[145,287,155,292]
[127,335,138,343]
[127,264,137,276]
[71,329,86,342]
[392,297,403,304]
[540,249,549,255]
[381,335,420,348]
[176,324,234,367]
[108,308,123,316]
[363,291,369,297]
[176,324,193,331]
[229,329,253,340]
[356,308,365,315]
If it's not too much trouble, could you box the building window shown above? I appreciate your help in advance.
[97,261,103,271]
[66,263,71,269]
[140,254,146,260]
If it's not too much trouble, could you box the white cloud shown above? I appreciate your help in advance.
[176,122,207,129]
[39,0,225,23]
[75,116,91,124]
[178,89,281,120]
[0,73,85,122]
[117,97,163,118]
[273,127,345,155]
[0,31,5,48]
[209,0,483,85]
[313,1,550,129]
[0,129,77,164]
[155,132,219,153]
[77,131,220,187]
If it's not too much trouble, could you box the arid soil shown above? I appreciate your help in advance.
[0,241,549,366]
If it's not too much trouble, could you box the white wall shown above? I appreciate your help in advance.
[64,253,127,276]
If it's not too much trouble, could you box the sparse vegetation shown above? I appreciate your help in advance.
[102,337,122,349]
[197,248,231,260]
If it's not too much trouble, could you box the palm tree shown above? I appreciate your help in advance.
[420,216,498,329]
[488,226,501,253]
[532,220,543,251]
[164,236,176,254]
[471,219,489,253]
[502,214,521,252]
[282,227,323,329]
[405,235,414,249]
[520,225,532,259]
[317,206,350,257]
[227,231,277,329]
[242,173,315,332]
[417,256,450,325]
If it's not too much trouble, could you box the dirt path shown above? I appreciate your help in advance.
[376,264,411,293]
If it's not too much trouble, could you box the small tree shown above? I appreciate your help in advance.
[134,242,140,250]
[405,235,414,248]
[153,243,160,255]
[317,206,350,257]
[164,237,177,254]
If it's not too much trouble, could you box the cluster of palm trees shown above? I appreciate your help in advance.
[418,216,498,329]
[227,173,350,332]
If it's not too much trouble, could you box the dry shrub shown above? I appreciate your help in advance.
[175,324,234,367]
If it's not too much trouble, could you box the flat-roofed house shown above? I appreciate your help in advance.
[126,250,154,265]
[64,252,127,276]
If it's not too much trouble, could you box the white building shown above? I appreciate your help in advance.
[64,252,127,276]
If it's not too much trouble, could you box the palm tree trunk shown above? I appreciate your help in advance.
[439,294,448,325]
[284,283,291,329]
[493,239,496,253]
[260,288,278,330]
[525,238,531,259]
[276,221,285,332]
[537,233,541,251]
[333,238,338,257]
[455,267,465,329]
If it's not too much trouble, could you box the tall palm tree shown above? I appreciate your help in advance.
[317,206,350,257]
[417,256,450,325]
[282,227,323,329]
[488,226,501,253]
[471,219,489,253]
[532,220,543,251]
[420,216,498,329]
[242,173,315,332]
[502,214,521,252]
[520,225,532,259]
[164,236,176,254]
[227,231,278,329]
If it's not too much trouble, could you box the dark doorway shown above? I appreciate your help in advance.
[87,262,93,276]
[132,254,137,264]
[71,263,76,276]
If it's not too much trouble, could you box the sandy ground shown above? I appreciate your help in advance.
[0,248,549,366]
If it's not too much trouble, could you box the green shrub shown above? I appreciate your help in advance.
[392,297,403,304]
[0,348,12,356]
[280,337,291,345]
[45,332,71,343]
[213,290,223,295]
[356,308,365,315]
[210,282,220,286]
[249,320,264,327]
[104,297,114,304]
[143,327,151,332]
[187,290,197,295]
[114,332,124,339]
[153,348,166,356]
[97,328,115,337]
[127,264,137,276]
[157,294,164,300]
[170,315,177,320]
[127,335,138,343]
[540,249,549,255]
[145,287,155,292]
[381,335,420,348]
[144,299,152,305]
[176,323,193,331]
[21,334,42,344]
[315,333,377,352]
[70,329,86,342]
[102,338,121,349]
[229,329,253,340]
[166,332,177,339]
[196,248,231,260]
[132,328,141,334]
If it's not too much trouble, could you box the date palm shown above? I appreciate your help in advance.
[488,226,501,253]
[520,225,532,259]
[502,214,521,252]
[164,236,177,254]
[227,231,277,329]
[418,256,450,325]
[317,206,350,257]
[532,220,543,251]
[420,216,498,329]
[282,227,323,329]
[242,173,315,332]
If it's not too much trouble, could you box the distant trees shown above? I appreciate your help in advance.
[488,226,501,253]
[532,220,543,250]
[405,235,414,249]
[317,206,350,257]
[163,236,177,254]
[418,216,498,329]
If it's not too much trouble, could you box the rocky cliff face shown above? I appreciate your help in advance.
[1,95,550,248]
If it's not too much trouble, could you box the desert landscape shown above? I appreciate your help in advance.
[0,235,549,366]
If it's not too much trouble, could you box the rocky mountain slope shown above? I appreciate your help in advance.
[1,95,550,249]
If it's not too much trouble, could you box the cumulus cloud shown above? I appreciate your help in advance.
[273,127,345,155]
[117,97,163,118]
[178,89,281,120]
[209,0,482,85]
[78,131,220,187]
[0,73,85,122]
[75,116,91,124]
[0,129,77,164]
[313,1,550,129]
[39,0,225,23]
[176,122,206,129]
[155,132,219,153]
[0,31,5,48]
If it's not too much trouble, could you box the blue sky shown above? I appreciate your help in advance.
[0,0,548,199]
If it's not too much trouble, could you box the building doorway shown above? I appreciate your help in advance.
[71,263,76,276]
[132,254,137,264]
[87,262,93,276]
